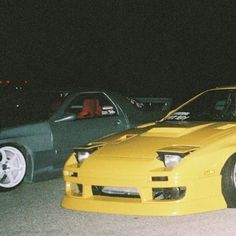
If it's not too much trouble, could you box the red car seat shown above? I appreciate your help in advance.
[78,98,102,118]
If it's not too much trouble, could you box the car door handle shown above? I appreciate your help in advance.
[115,119,122,125]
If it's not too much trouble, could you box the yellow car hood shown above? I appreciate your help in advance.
[94,122,236,159]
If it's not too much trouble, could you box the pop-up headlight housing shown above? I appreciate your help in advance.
[157,152,186,168]
[74,143,104,164]
[157,146,198,168]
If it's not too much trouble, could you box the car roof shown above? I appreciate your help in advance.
[214,85,236,90]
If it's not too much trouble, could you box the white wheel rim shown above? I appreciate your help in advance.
[0,146,26,188]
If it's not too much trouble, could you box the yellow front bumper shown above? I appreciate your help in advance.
[61,164,227,216]
[62,194,225,216]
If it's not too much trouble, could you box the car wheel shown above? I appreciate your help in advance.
[221,155,236,207]
[0,146,27,191]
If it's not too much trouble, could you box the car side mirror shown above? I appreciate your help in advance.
[54,113,77,123]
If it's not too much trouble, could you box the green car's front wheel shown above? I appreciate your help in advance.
[0,146,27,191]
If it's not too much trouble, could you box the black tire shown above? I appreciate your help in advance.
[221,155,236,207]
[0,146,27,191]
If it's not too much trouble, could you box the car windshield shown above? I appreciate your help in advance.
[0,91,69,128]
[165,89,236,122]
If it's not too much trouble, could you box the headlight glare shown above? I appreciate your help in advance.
[76,151,90,164]
[157,152,186,168]
[74,145,102,164]
[164,154,182,168]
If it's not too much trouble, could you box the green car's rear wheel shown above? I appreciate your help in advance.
[0,146,26,191]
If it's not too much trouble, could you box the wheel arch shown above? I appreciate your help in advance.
[220,152,236,174]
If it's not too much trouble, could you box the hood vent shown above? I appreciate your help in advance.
[142,124,211,138]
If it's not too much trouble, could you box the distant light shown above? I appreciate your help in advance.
[16,86,23,90]
[6,80,10,84]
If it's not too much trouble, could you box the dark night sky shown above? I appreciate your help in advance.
[1,1,236,103]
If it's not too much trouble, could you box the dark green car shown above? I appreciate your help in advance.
[0,89,171,190]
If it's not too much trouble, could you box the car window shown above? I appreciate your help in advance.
[66,93,117,119]
[165,89,236,122]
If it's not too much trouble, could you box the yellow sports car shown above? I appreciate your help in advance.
[62,86,236,216]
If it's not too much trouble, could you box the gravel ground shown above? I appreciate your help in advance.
[1,177,236,236]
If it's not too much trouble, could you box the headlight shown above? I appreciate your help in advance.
[75,150,91,163]
[157,146,197,168]
[163,154,182,168]
[157,152,186,168]
[74,146,99,164]
[74,142,105,164]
